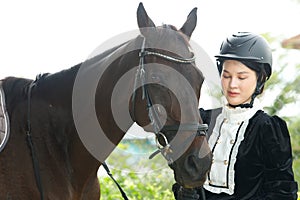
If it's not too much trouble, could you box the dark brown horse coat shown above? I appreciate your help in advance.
[0,3,212,199]
[1,69,102,199]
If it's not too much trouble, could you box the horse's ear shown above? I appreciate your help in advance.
[180,7,197,39]
[137,2,156,36]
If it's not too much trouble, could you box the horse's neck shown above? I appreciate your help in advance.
[93,39,141,144]
[36,39,140,167]
[34,67,102,182]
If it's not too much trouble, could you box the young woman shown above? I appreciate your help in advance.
[173,32,298,200]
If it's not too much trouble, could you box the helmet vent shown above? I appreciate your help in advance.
[248,40,257,52]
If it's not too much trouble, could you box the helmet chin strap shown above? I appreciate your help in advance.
[228,97,254,108]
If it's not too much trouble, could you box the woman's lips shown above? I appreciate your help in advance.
[228,91,239,97]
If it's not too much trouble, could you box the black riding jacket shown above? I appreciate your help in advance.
[199,107,298,200]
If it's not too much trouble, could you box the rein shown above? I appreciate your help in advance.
[26,77,44,200]
[132,37,208,164]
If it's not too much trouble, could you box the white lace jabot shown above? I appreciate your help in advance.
[203,99,262,194]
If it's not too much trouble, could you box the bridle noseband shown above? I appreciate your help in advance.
[131,37,208,164]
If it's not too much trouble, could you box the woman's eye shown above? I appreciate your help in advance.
[222,75,230,79]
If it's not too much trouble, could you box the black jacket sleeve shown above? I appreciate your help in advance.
[259,115,298,199]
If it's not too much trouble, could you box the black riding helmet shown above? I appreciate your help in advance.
[215,32,273,108]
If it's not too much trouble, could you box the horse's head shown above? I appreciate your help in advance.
[130,3,212,188]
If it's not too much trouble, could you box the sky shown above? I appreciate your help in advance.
[1,0,299,80]
[1,0,300,138]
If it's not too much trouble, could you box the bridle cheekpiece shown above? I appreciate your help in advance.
[131,36,208,164]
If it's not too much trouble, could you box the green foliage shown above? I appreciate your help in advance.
[99,170,174,200]
[99,139,175,200]
[264,64,300,116]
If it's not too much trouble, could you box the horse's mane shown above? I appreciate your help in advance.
[2,24,190,104]
[1,40,132,111]
[161,24,189,42]
[1,25,191,102]
[37,40,131,84]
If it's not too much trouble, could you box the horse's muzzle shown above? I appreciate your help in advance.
[170,150,212,188]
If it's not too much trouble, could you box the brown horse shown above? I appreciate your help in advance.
[0,3,212,199]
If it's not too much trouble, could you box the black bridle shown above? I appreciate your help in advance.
[131,37,208,164]
[24,37,209,200]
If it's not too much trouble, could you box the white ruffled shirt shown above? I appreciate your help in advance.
[203,99,263,195]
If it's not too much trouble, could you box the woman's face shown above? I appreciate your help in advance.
[221,60,257,107]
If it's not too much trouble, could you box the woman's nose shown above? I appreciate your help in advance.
[229,77,239,88]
